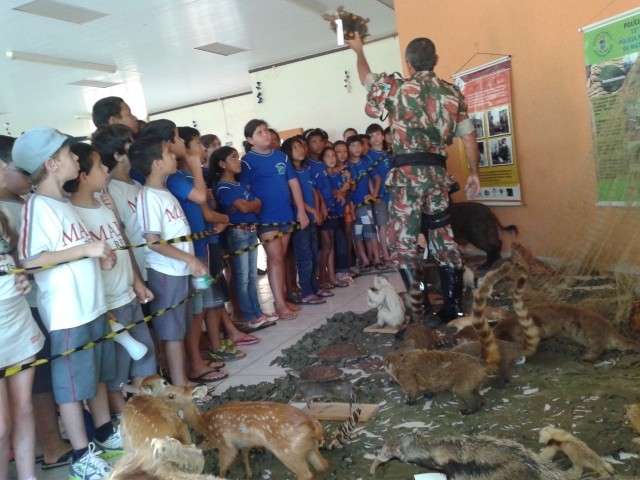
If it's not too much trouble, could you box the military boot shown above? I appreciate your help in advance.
[437,267,465,322]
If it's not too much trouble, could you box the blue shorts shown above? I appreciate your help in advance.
[190,254,227,315]
[107,300,157,392]
[49,315,116,404]
[147,269,189,341]
[353,205,377,241]
[258,223,294,236]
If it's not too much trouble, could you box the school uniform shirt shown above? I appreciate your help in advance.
[326,171,347,216]
[239,149,295,224]
[0,200,23,301]
[317,170,337,215]
[74,200,136,311]
[349,157,376,205]
[0,199,38,307]
[137,186,194,277]
[166,170,211,258]
[107,178,146,278]
[368,149,393,203]
[293,164,317,221]
[215,180,259,225]
[308,158,326,183]
[19,194,107,331]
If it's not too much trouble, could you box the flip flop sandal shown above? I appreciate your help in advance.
[275,311,298,320]
[235,320,277,333]
[206,360,225,370]
[208,349,246,361]
[333,280,350,288]
[188,369,228,383]
[316,290,335,298]
[286,292,304,305]
[233,335,259,346]
[41,450,73,470]
[300,295,326,305]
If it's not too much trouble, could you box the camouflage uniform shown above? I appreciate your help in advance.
[364,70,473,268]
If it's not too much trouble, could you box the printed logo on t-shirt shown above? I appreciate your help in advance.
[88,220,126,248]
[127,198,137,213]
[165,204,186,222]
[62,223,91,247]
[275,162,286,175]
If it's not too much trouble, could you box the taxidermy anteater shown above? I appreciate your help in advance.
[422,202,518,269]
[370,432,565,479]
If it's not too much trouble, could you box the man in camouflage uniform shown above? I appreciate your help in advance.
[347,35,480,322]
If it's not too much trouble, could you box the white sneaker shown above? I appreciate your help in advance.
[69,443,111,480]
[94,424,123,460]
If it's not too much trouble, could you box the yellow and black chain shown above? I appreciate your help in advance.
[0,224,298,379]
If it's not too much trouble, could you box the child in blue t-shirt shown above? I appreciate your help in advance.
[317,146,352,287]
[281,137,333,304]
[239,120,309,320]
[366,123,392,264]
[213,146,271,327]
[347,136,381,270]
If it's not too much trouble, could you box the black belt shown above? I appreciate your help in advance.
[393,152,446,168]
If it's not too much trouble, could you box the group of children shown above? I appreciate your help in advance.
[0,95,395,480]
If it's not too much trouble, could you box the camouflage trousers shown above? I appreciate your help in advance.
[386,165,463,269]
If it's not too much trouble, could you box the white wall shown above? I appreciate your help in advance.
[149,93,255,150]
[250,36,402,140]
[150,36,402,144]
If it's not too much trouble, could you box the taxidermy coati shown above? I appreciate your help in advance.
[370,432,565,480]
[384,264,512,414]
[383,349,487,414]
[423,202,518,269]
[452,261,536,383]
[494,303,640,361]
[386,264,518,411]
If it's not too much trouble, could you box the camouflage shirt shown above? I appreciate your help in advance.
[365,70,473,156]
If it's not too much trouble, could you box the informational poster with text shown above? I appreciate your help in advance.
[453,57,522,205]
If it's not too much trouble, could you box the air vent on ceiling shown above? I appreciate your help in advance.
[13,0,107,24]
[69,79,122,88]
[374,0,395,9]
[195,42,246,56]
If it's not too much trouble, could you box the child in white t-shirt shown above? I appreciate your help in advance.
[13,128,120,480]
[65,142,156,414]
[0,135,45,480]
[91,124,146,278]
[130,136,207,387]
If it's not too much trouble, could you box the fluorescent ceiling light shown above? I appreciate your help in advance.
[283,0,327,15]
[6,50,117,73]
[13,0,107,24]
[69,79,122,88]
[194,42,246,56]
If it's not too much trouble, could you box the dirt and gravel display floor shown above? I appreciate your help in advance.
[202,285,640,480]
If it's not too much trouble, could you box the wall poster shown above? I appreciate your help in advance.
[583,7,640,206]
[453,56,522,205]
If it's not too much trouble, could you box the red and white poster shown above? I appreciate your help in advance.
[453,57,522,205]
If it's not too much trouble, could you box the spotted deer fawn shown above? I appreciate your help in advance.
[146,377,330,480]
[113,375,218,479]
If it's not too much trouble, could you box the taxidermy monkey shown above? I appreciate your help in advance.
[367,276,405,328]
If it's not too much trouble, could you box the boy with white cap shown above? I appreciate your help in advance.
[14,128,121,480]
